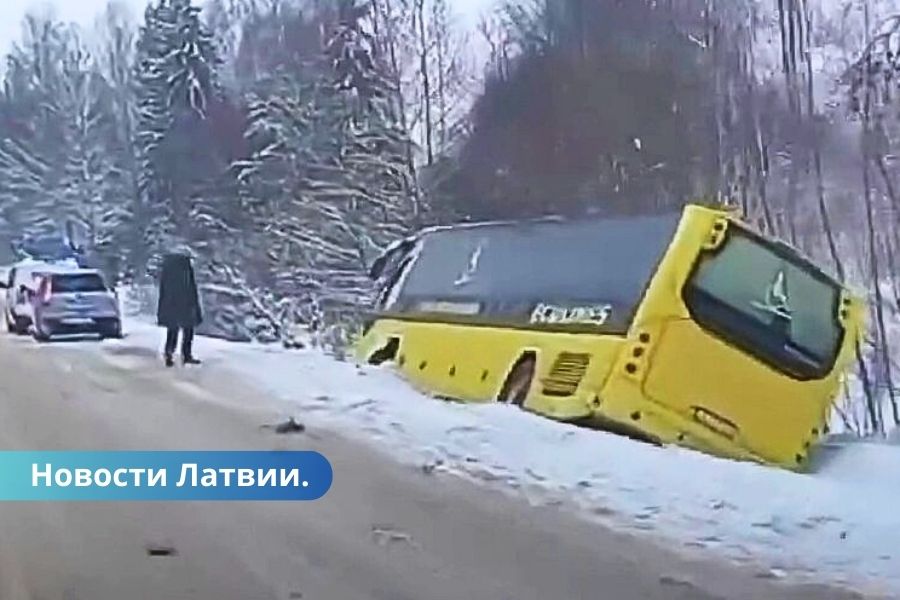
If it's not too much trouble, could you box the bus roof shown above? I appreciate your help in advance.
[397,204,843,290]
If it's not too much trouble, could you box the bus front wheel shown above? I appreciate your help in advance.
[499,355,536,407]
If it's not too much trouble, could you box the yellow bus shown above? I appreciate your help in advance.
[356,204,865,470]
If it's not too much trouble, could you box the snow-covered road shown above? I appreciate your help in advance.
[100,318,900,597]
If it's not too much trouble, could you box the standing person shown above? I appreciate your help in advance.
[157,246,203,367]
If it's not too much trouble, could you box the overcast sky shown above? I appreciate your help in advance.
[0,0,495,56]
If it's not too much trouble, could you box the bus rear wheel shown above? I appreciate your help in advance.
[499,355,535,407]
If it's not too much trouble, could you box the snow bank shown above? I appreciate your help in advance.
[94,318,899,596]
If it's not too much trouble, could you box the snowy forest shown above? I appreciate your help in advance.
[2,0,900,432]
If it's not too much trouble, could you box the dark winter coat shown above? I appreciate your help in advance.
[157,253,203,328]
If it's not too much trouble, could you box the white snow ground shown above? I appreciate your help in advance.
[92,317,900,597]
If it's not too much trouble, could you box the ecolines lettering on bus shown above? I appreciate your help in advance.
[530,303,612,326]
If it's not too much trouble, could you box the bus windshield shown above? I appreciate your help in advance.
[683,227,843,380]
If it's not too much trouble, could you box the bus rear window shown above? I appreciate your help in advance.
[683,228,843,380]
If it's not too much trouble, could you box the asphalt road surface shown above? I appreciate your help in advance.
[0,331,871,600]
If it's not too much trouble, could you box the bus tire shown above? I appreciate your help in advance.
[499,354,536,407]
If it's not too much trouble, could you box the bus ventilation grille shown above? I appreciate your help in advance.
[542,352,591,397]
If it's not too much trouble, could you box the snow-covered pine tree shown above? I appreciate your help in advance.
[133,0,222,258]
[312,0,417,305]
[0,15,131,270]
[0,16,71,239]
[57,34,132,268]
[313,2,417,307]
[95,2,142,277]
[231,1,417,340]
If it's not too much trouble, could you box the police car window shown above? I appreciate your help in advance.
[52,274,106,293]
